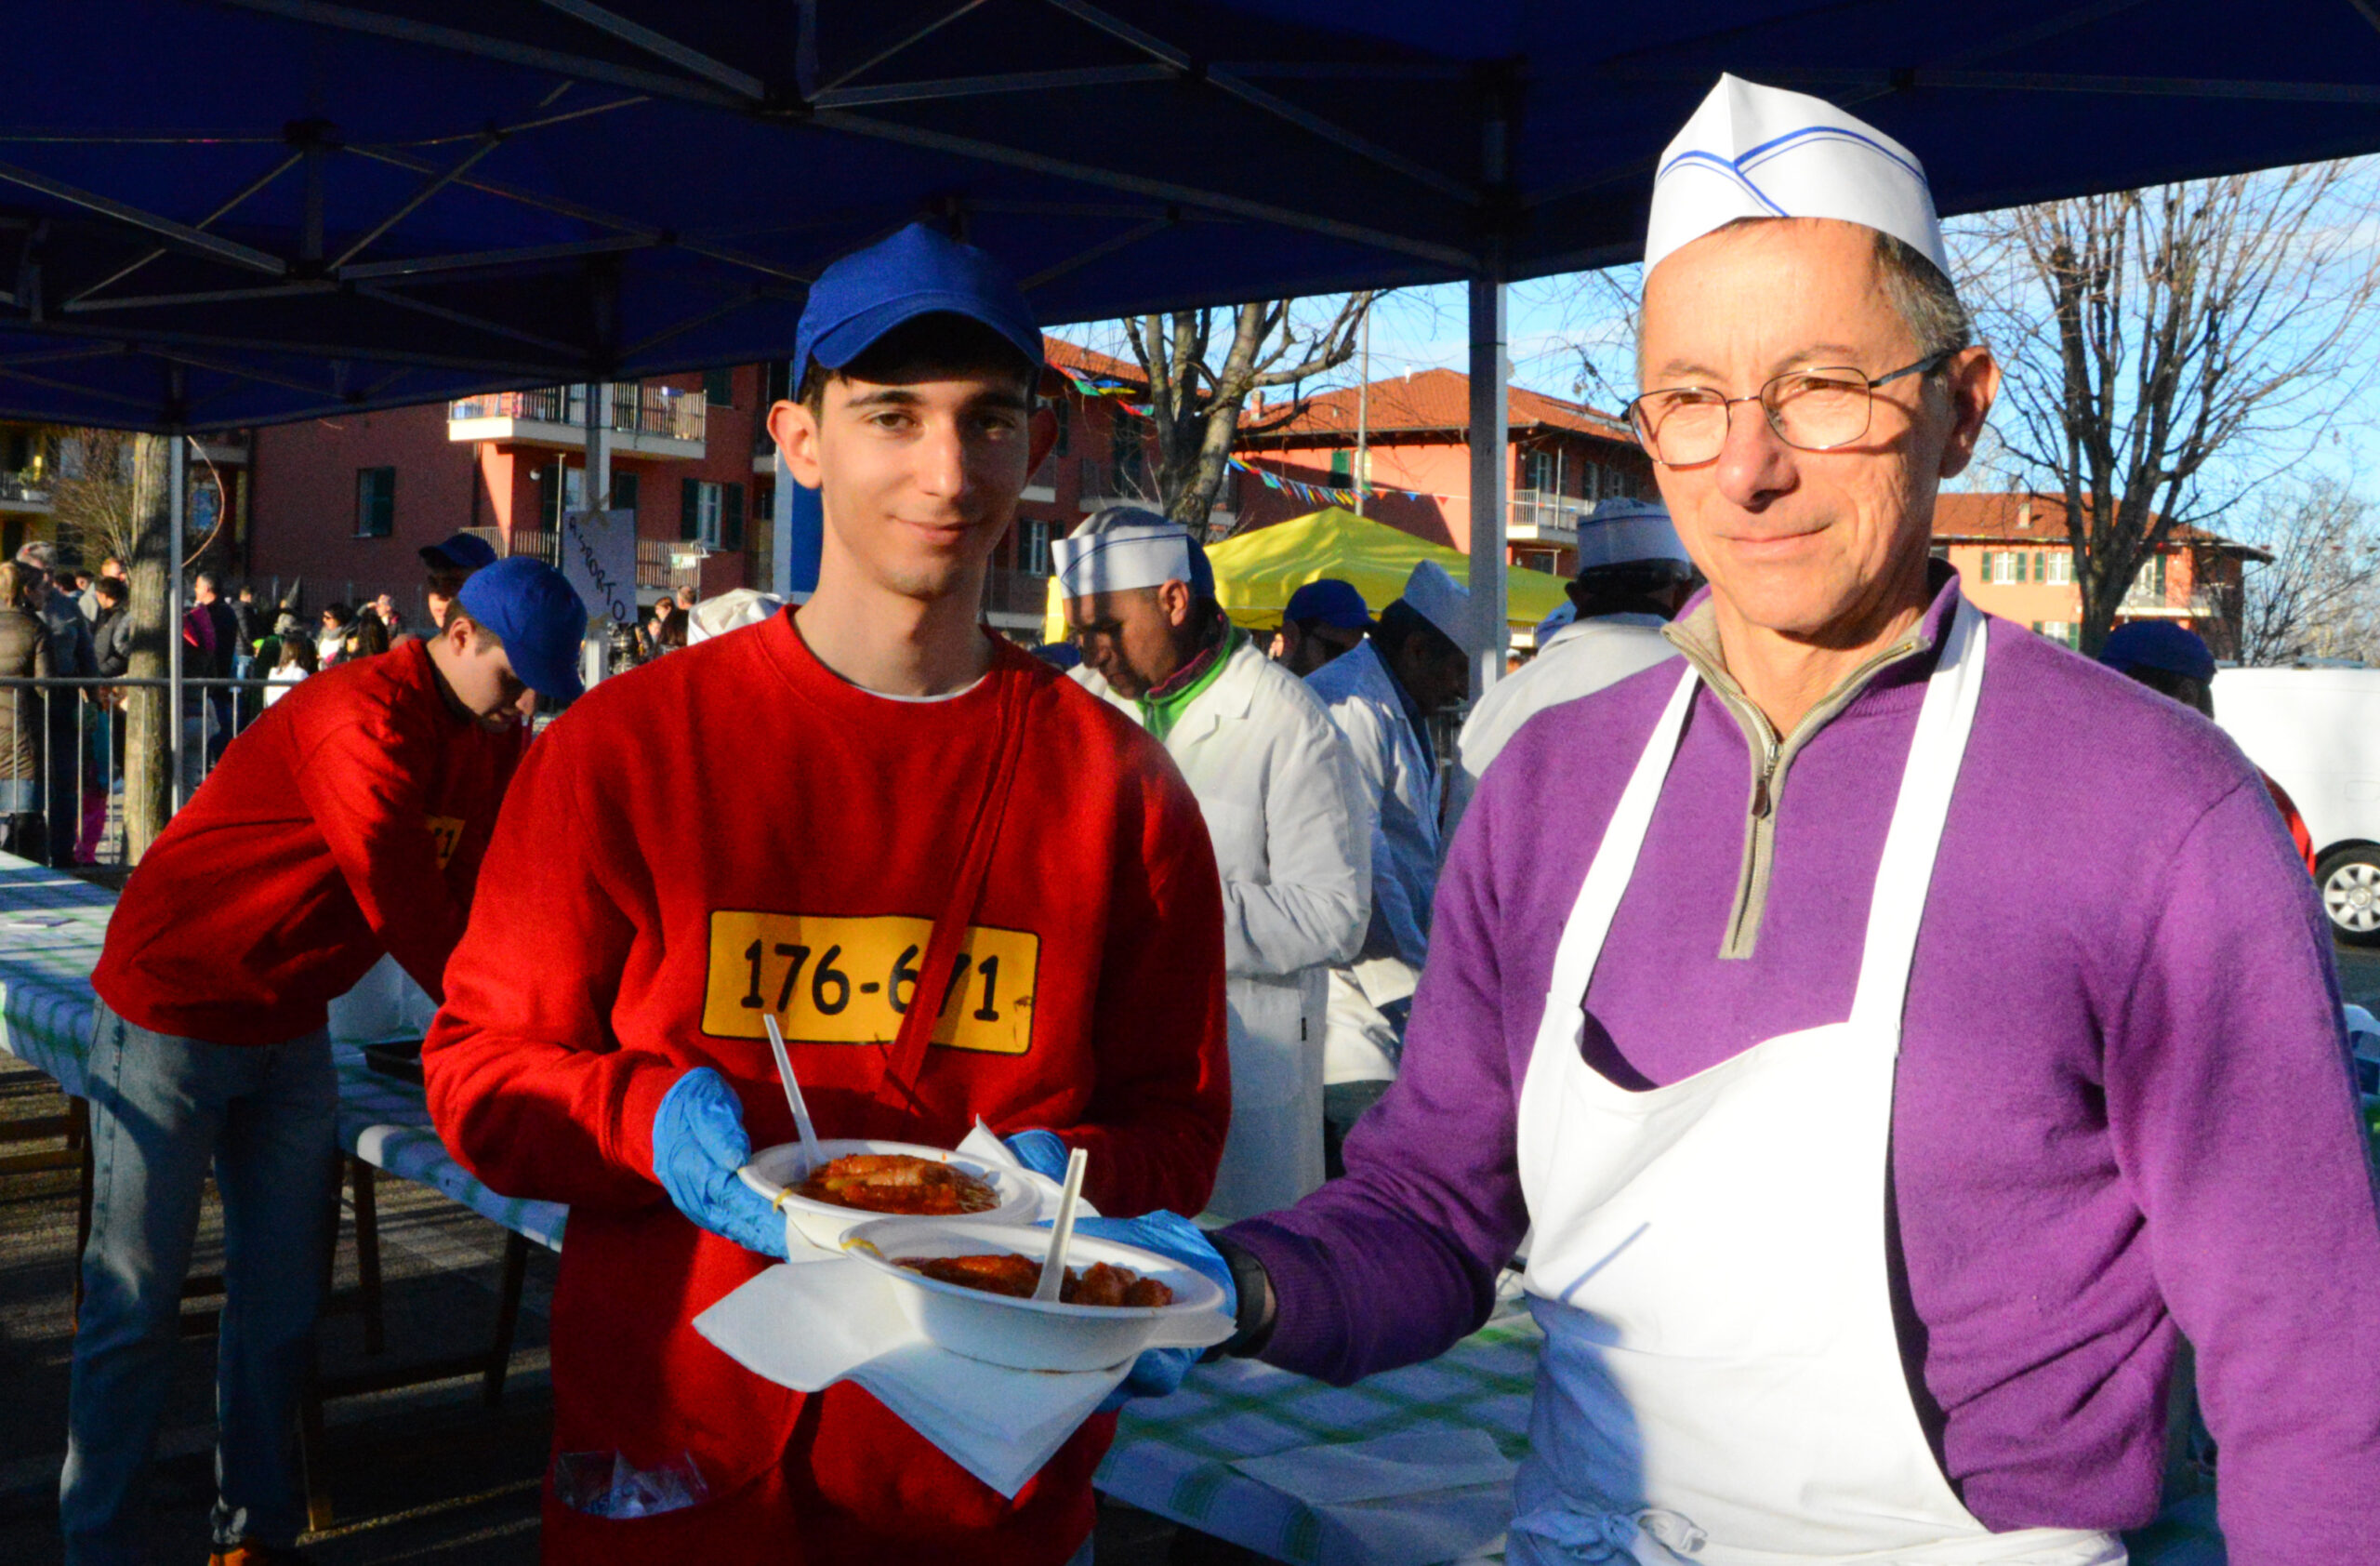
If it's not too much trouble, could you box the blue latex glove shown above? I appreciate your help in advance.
[650,1068,787,1259]
[1067,1211,1236,1411]
[1001,1128,1072,1181]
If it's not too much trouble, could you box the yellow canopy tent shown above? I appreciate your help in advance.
[1040,507,1573,644]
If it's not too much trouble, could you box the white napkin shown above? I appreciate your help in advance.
[693,1256,1129,1499]
[1233,1430,1519,1565]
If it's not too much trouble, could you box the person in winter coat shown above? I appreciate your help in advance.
[1062,507,1370,1218]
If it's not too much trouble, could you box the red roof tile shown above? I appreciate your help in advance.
[1932,491,2260,554]
[1240,367,1633,445]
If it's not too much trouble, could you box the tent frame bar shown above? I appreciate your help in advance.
[535,0,765,100]
[0,160,285,275]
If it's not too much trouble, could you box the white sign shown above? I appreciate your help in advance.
[561,507,638,627]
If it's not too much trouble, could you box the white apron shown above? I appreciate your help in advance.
[1510,601,2122,1566]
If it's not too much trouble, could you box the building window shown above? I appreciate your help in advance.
[2045,551,2074,586]
[1021,519,1053,576]
[681,479,744,550]
[609,471,640,516]
[1521,448,1557,493]
[2030,620,2080,648]
[355,467,395,537]
[1053,399,1072,456]
[1110,417,1146,495]
[704,367,734,407]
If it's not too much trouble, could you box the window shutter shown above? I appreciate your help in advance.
[611,471,640,515]
[680,478,701,542]
[705,366,734,407]
[721,484,745,551]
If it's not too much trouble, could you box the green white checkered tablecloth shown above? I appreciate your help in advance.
[0,853,564,1251]
[1097,1301,1539,1564]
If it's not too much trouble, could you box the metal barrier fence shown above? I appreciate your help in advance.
[0,676,271,868]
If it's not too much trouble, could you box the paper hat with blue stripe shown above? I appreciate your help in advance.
[1051,507,1214,600]
[1645,74,1948,277]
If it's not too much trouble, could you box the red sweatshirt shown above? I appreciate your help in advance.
[422,613,1229,1563]
[92,639,520,1044]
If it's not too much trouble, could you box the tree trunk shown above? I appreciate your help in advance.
[123,434,171,860]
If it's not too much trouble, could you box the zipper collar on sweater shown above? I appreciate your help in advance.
[1659,565,1961,960]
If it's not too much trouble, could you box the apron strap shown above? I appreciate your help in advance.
[1845,594,1987,1036]
[864,663,1035,1135]
[1545,666,1699,1006]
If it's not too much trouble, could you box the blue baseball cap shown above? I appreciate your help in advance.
[419,532,498,574]
[793,223,1043,385]
[2099,621,2215,684]
[454,556,588,702]
[1285,577,1375,631]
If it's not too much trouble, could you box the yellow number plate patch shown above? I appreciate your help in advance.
[702,911,1038,1055]
[426,815,464,870]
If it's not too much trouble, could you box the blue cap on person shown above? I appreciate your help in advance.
[1285,577,1374,632]
[419,531,498,574]
[793,222,1044,380]
[2098,621,2215,684]
[454,557,588,702]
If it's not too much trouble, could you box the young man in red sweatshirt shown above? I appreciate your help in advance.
[423,224,1232,1565]
[67,557,588,1566]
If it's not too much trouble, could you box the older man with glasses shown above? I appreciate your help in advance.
[1197,74,2380,1563]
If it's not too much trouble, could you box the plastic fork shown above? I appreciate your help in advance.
[761,1013,826,1175]
[1032,1147,1090,1303]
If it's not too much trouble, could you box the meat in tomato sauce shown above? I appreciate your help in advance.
[794,1153,998,1215]
[898,1253,1175,1307]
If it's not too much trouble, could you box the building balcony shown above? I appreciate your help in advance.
[1509,488,1587,547]
[0,471,52,514]
[192,430,250,467]
[448,384,706,459]
[489,527,707,595]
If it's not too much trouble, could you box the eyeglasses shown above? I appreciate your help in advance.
[1626,352,1954,468]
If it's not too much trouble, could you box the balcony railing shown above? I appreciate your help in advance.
[449,384,706,445]
[0,470,52,508]
[490,528,703,591]
[1510,488,1589,539]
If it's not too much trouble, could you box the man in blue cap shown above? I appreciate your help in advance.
[425,222,1234,1566]
[1271,577,1372,676]
[418,530,500,630]
[69,555,586,1566]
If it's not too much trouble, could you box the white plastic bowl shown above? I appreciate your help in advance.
[738,1139,1038,1254]
[842,1218,1234,1373]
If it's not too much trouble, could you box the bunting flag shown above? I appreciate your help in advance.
[1058,368,1448,509]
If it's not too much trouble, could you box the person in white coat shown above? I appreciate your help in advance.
[1058,509,1370,1219]
[1303,560,1471,1146]
[1446,498,1695,837]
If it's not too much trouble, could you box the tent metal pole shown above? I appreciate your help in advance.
[1466,276,1507,698]
[167,428,186,811]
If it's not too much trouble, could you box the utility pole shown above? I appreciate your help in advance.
[1354,308,1370,518]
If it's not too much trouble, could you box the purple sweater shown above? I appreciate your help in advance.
[1226,579,2380,1561]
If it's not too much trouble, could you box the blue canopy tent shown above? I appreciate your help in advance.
[13,0,2380,767]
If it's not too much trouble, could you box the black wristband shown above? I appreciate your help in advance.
[1204,1232,1277,1360]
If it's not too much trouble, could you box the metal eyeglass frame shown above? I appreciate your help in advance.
[1626,350,1957,467]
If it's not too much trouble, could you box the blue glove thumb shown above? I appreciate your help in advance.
[652,1068,787,1259]
[1068,1211,1235,1410]
[1001,1128,1072,1182]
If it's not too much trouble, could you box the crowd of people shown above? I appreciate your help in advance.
[40,72,2380,1566]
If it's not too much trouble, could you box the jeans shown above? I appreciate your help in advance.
[61,1003,340,1562]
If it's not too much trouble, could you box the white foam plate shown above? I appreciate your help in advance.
[738,1139,1038,1254]
[842,1217,1233,1373]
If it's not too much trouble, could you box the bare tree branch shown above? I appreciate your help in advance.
[1961,162,2380,654]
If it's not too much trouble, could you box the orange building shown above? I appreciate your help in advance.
[1230,368,1655,576]
[1931,492,2265,655]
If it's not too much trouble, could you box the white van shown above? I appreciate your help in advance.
[2211,666,2380,945]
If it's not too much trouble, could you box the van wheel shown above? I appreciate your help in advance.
[2318,847,2380,947]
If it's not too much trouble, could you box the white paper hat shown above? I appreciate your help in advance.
[1400,559,1470,648]
[1576,498,1689,571]
[1645,74,1947,277]
[1051,507,1211,599]
[685,587,786,644]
